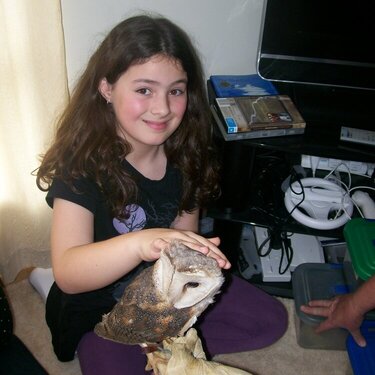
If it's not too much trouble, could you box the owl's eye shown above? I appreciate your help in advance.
[185,282,199,288]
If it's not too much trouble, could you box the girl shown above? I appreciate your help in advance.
[36,14,287,374]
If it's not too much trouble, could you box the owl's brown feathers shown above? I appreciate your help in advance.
[94,240,224,345]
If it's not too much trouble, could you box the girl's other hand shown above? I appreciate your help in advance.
[136,229,231,269]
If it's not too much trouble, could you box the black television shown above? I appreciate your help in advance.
[257,0,375,91]
[257,0,375,134]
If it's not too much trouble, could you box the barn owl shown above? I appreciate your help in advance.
[94,240,225,346]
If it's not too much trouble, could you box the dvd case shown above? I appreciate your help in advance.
[210,74,278,97]
[211,96,305,141]
[214,95,305,134]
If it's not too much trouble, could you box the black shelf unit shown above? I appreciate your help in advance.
[207,79,375,297]
[207,79,375,163]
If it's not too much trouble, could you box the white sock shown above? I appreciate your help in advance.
[29,267,54,303]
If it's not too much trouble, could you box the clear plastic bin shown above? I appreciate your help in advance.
[292,263,349,350]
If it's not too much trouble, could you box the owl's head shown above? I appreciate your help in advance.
[153,240,225,309]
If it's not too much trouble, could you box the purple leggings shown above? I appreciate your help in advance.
[78,275,288,374]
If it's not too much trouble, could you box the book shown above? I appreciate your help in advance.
[210,74,278,97]
[212,95,305,141]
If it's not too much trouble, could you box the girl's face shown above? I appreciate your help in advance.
[99,55,188,150]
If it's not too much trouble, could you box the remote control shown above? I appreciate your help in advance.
[352,191,375,219]
[340,126,375,146]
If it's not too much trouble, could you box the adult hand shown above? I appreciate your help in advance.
[300,294,366,347]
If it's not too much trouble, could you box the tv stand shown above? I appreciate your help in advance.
[207,83,375,297]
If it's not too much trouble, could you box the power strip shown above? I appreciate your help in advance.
[340,126,375,146]
[301,154,374,176]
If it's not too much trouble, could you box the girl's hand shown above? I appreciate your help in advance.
[135,229,231,269]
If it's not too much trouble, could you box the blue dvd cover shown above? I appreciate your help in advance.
[210,74,278,97]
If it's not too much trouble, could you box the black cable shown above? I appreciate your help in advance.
[254,225,296,276]
[251,167,307,230]
[283,169,306,224]
[278,232,294,274]
[256,232,273,257]
[251,164,305,277]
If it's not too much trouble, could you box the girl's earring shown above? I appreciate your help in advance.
[107,99,111,104]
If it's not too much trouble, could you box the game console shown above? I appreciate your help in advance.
[238,225,325,282]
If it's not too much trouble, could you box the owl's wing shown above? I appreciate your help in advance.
[94,299,194,345]
[94,302,165,345]
[94,266,193,345]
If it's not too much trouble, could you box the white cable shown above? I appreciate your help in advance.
[349,198,365,218]
[324,162,352,189]
[350,185,375,193]
[310,156,320,177]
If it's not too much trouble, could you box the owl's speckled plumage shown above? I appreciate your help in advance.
[94,240,224,345]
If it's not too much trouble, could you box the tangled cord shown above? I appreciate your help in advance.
[254,167,306,275]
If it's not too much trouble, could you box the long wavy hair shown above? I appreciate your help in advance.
[36,14,220,218]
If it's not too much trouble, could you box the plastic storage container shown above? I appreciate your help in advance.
[292,263,349,350]
[347,320,375,375]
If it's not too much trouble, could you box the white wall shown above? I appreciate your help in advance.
[61,0,265,88]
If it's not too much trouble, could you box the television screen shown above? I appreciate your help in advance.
[257,0,375,91]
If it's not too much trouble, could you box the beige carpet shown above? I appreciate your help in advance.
[6,278,353,375]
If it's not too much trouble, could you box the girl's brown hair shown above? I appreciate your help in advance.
[36,14,220,218]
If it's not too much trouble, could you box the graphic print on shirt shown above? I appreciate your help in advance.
[113,204,146,234]
[112,199,179,234]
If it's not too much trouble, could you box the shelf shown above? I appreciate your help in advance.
[213,120,375,163]
[207,78,375,298]
[208,78,375,163]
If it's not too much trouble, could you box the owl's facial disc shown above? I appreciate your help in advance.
[172,272,223,309]
[153,240,224,309]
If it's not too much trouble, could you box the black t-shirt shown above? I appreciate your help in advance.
[45,161,185,361]
[47,161,183,240]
